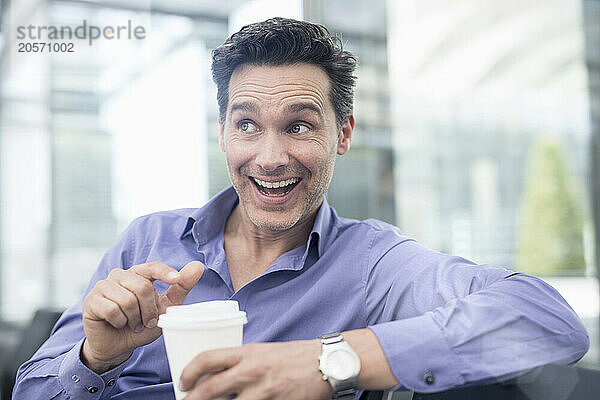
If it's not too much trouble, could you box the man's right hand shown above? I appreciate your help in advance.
[81,261,204,374]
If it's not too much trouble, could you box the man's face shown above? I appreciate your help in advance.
[220,63,353,232]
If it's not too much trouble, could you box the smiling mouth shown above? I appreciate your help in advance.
[250,177,301,197]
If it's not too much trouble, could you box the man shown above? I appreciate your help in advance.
[15,18,588,400]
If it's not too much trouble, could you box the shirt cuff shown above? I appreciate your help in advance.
[58,338,127,399]
[368,312,466,393]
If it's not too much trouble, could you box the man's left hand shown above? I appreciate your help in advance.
[179,340,333,400]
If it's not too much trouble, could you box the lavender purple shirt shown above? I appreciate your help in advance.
[14,186,589,399]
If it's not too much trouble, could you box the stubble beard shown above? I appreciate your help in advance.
[227,157,336,232]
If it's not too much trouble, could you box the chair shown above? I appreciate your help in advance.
[0,308,63,400]
[411,363,600,400]
[360,391,385,399]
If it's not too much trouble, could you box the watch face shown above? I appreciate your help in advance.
[326,349,359,380]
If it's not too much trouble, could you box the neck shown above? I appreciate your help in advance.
[224,202,319,258]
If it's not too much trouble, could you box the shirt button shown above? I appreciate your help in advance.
[71,375,80,383]
[107,378,116,386]
[87,386,99,393]
[424,372,435,385]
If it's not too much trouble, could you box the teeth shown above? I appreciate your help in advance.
[253,177,299,189]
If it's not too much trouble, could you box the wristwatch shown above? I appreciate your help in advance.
[318,333,361,399]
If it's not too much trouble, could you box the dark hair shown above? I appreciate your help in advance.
[211,17,357,127]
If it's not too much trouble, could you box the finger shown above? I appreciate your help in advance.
[179,346,240,392]
[118,273,159,329]
[106,269,154,329]
[86,295,128,329]
[161,261,205,308]
[96,279,143,331]
[183,367,241,400]
[130,261,181,284]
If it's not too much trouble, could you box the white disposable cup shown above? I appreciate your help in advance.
[158,300,247,400]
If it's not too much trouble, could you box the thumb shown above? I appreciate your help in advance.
[159,261,205,311]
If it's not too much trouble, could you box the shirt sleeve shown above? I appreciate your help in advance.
[13,219,139,399]
[364,234,590,393]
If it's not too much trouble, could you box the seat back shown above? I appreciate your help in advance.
[360,390,384,399]
[412,364,600,400]
[1,308,63,400]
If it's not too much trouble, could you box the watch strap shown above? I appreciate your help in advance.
[320,332,344,345]
[334,388,357,399]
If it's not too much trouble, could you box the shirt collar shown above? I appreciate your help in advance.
[180,186,238,247]
[308,194,335,258]
[180,186,337,259]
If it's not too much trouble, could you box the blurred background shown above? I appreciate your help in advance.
[0,0,599,374]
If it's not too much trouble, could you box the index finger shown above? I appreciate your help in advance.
[130,261,180,284]
[179,347,241,392]
[183,366,240,400]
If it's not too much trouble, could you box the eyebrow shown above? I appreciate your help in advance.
[285,103,323,116]
[229,102,259,115]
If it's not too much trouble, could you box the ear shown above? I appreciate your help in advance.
[218,116,225,152]
[336,115,354,155]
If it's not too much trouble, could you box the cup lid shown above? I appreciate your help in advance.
[158,300,247,330]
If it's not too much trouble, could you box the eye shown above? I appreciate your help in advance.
[289,123,309,134]
[239,121,258,133]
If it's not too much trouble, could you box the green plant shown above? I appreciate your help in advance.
[516,137,585,276]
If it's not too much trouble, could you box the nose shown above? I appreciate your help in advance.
[254,132,289,172]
